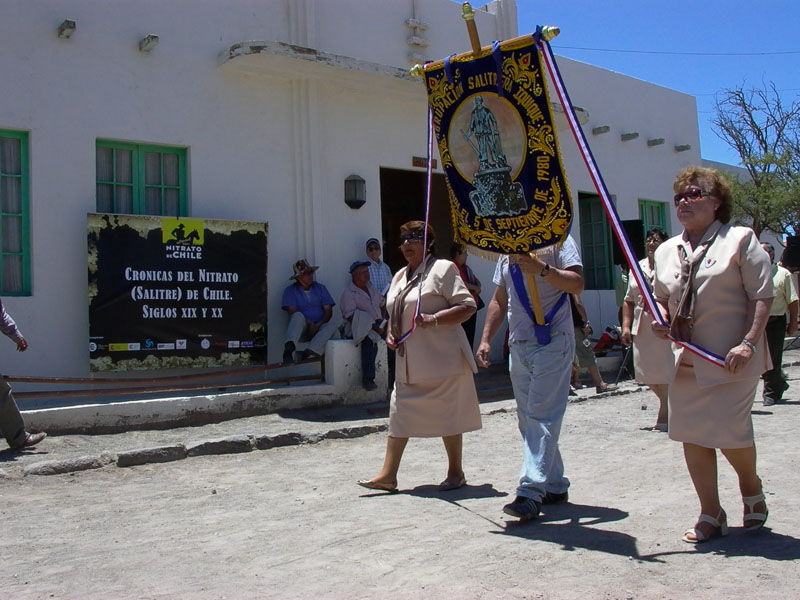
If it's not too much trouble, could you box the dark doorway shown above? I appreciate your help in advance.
[379,167,454,273]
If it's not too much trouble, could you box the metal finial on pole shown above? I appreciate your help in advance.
[461,2,482,57]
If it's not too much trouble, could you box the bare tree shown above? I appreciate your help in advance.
[712,82,800,237]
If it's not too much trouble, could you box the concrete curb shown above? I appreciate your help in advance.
[186,435,253,457]
[24,423,388,476]
[568,385,645,403]
[23,452,115,476]
[117,445,187,467]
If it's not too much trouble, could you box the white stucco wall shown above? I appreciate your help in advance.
[1,0,707,381]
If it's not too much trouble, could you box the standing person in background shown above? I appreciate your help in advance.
[1,298,46,450]
[450,242,483,348]
[621,227,673,431]
[570,293,617,394]
[366,237,394,387]
[760,242,798,407]
[653,166,772,543]
[615,263,629,325]
[477,237,584,522]
[365,238,392,297]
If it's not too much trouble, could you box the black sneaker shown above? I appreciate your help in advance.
[542,490,569,505]
[502,496,541,520]
[362,379,378,391]
[282,342,296,365]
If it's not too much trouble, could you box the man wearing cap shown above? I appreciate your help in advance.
[1,297,47,450]
[761,242,798,406]
[340,261,385,390]
[281,259,337,365]
[365,238,392,296]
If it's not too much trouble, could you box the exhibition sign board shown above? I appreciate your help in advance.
[88,213,268,372]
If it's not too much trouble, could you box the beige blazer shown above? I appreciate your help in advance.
[387,258,477,384]
[653,222,774,388]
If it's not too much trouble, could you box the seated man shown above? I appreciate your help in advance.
[340,261,385,390]
[281,259,337,365]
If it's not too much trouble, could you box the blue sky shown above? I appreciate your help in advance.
[503,0,800,166]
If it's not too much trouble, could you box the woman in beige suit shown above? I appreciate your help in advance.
[358,221,481,493]
[653,166,773,543]
[621,227,673,431]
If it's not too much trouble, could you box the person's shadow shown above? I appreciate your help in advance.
[0,447,48,462]
[639,527,800,562]
[493,502,651,560]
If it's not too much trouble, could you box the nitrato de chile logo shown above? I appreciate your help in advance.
[162,217,205,259]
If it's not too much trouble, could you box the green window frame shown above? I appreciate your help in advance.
[96,141,187,216]
[639,199,668,237]
[0,130,31,296]
[579,193,613,290]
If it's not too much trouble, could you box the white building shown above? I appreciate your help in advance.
[0,0,702,388]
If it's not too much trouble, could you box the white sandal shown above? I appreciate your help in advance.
[742,492,769,532]
[682,509,728,544]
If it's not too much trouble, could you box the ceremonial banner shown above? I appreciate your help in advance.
[88,213,268,372]
[422,37,572,255]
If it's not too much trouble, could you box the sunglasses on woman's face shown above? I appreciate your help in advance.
[673,188,712,206]
[399,233,424,244]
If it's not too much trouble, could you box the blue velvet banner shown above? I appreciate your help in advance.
[422,36,572,255]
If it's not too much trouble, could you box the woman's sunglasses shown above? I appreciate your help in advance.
[399,233,424,244]
[673,188,712,206]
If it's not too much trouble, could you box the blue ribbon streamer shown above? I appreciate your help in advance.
[509,262,567,345]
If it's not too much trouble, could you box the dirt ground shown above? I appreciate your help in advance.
[1,368,799,599]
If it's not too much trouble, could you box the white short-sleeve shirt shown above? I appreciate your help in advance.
[493,235,582,343]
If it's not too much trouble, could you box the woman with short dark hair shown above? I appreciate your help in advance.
[358,221,481,493]
[621,227,672,431]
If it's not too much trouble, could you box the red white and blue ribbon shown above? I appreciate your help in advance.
[393,109,436,347]
[536,32,724,367]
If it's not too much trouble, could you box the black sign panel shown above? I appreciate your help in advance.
[88,214,267,372]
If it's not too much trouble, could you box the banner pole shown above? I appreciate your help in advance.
[461,2,483,56]
[526,273,546,325]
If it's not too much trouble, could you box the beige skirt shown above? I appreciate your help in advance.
[632,314,674,385]
[388,372,482,438]
[669,362,757,449]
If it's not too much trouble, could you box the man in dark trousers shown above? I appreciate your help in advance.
[761,242,798,406]
[1,298,46,450]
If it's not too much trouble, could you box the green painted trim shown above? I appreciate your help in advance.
[579,194,613,290]
[0,129,31,296]
[96,140,187,216]
[638,199,668,237]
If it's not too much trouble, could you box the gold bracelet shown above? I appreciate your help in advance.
[433,313,438,327]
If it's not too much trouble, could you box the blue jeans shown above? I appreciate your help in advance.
[509,331,573,501]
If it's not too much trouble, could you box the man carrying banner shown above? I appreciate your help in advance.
[477,239,583,521]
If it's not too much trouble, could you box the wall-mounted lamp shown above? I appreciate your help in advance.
[139,34,159,52]
[57,19,76,39]
[344,175,366,209]
[621,132,639,142]
[674,144,692,152]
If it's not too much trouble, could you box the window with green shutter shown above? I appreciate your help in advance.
[96,141,187,216]
[0,130,31,295]
[639,199,668,237]
[578,193,613,290]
